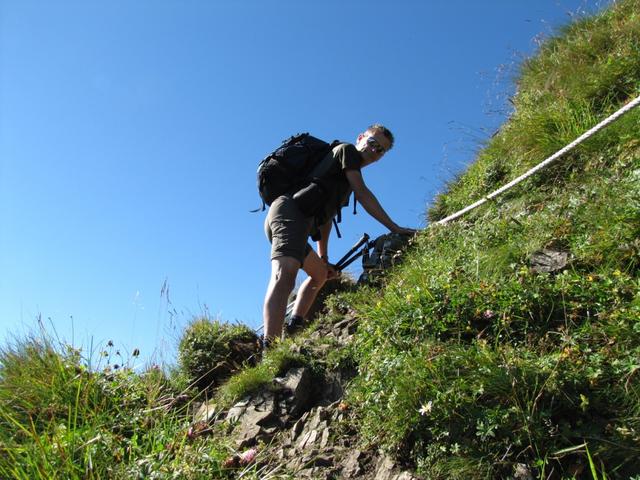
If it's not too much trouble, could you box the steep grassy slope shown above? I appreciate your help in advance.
[1,1,638,479]
[345,0,640,478]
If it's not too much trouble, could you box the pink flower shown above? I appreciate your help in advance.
[239,447,258,465]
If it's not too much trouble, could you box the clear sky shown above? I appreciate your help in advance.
[0,0,607,366]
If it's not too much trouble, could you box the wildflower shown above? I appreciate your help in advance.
[482,309,495,320]
[587,275,594,281]
[419,401,433,416]
[580,394,589,412]
[239,447,258,465]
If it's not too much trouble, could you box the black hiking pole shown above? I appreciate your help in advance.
[335,245,369,271]
[284,234,371,323]
[334,233,370,270]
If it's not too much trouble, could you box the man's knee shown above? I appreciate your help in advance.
[271,257,300,286]
[309,264,328,286]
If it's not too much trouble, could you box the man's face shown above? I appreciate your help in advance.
[356,129,391,167]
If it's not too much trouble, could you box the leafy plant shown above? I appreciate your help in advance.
[178,317,259,392]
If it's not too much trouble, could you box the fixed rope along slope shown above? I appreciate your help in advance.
[433,94,640,226]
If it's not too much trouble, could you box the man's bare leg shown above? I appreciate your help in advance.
[263,256,300,341]
[291,250,328,320]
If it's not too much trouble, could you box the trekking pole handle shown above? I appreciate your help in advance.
[335,233,370,270]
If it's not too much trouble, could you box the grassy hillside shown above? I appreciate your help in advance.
[1,1,639,478]
[345,0,640,477]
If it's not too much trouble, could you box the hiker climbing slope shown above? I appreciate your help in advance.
[260,124,416,346]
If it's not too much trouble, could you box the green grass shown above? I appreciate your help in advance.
[343,0,640,478]
[429,0,640,223]
[0,330,232,479]
[2,1,639,478]
[215,339,312,408]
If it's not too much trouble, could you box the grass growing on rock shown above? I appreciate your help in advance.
[215,339,312,409]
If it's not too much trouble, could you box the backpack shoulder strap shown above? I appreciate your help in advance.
[308,141,344,179]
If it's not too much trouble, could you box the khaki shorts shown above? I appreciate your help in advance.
[264,195,313,266]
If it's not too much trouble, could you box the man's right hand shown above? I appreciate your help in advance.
[326,263,340,280]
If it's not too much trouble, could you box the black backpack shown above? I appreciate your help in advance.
[256,133,340,209]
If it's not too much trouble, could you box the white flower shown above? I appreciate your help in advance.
[419,401,433,416]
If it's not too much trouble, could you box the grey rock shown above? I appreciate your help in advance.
[226,394,259,422]
[333,318,352,330]
[373,455,419,480]
[291,416,305,442]
[341,449,364,478]
[360,233,411,285]
[395,473,418,480]
[374,455,396,480]
[234,397,251,407]
[304,454,334,468]
[340,327,353,342]
[297,467,320,478]
[514,463,533,480]
[225,404,248,423]
[297,428,319,450]
[320,427,330,449]
[193,400,217,424]
[235,423,261,448]
[240,404,273,426]
[229,391,280,447]
[530,248,568,273]
[282,367,313,415]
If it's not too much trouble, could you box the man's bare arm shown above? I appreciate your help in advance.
[315,220,339,278]
[345,169,416,235]
[316,221,332,259]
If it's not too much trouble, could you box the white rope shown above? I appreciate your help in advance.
[433,94,640,226]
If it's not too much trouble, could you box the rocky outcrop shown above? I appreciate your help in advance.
[191,312,421,479]
[359,233,413,285]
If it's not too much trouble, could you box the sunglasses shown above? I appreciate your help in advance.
[366,136,386,154]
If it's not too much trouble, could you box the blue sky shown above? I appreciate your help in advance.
[0,0,606,366]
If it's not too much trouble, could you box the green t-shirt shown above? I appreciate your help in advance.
[313,142,362,228]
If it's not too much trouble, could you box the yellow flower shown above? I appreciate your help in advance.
[579,394,589,412]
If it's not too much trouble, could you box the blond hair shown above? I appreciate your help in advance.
[367,124,394,150]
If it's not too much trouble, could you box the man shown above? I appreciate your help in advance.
[263,124,415,345]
